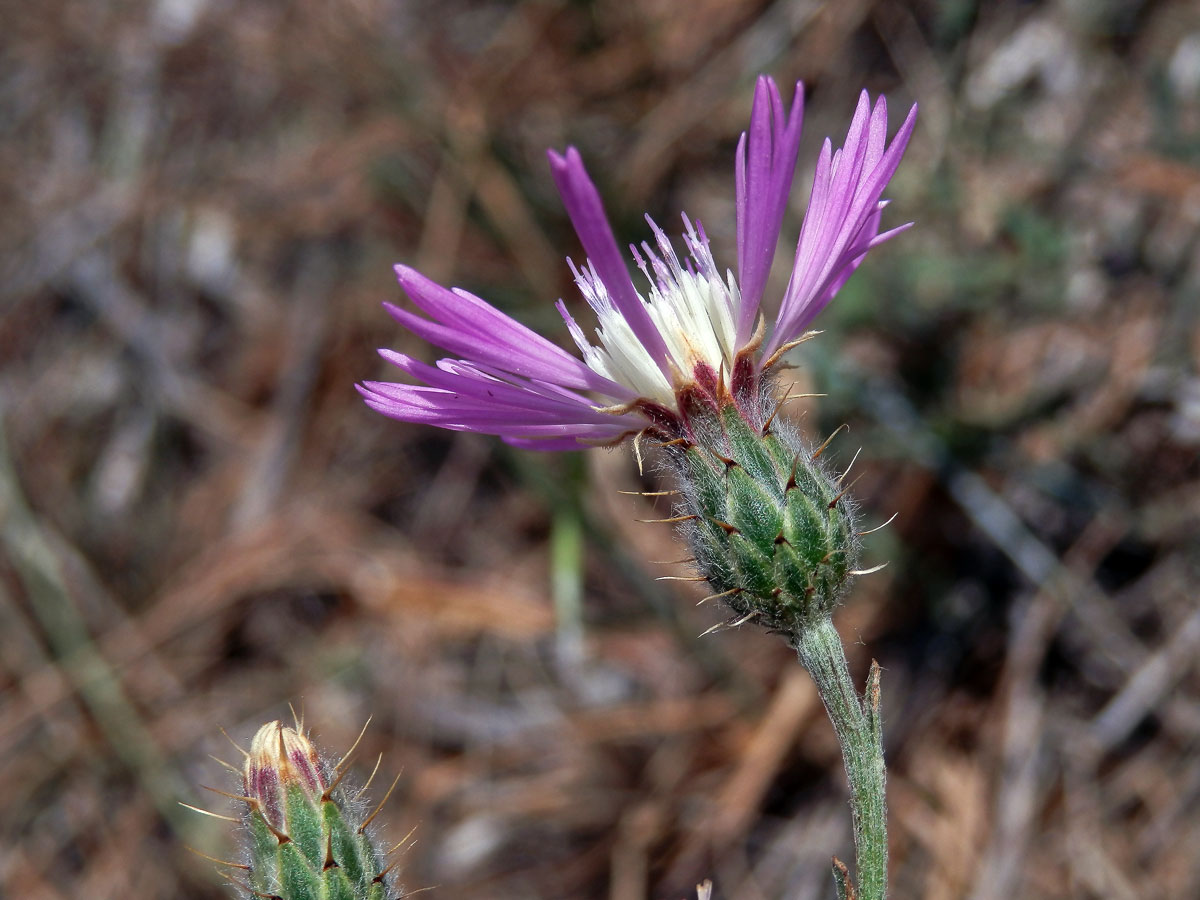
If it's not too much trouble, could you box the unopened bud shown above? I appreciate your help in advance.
[236,721,400,900]
[244,721,325,835]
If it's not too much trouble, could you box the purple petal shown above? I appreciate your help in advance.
[390,265,604,389]
[364,260,649,445]
[765,97,917,357]
[380,353,579,411]
[735,77,805,344]
[547,147,672,376]
[358,370,638,447]
[373,353,631,423]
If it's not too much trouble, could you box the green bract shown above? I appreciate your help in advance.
[668,400,860,635]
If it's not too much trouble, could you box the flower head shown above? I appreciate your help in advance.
[360,78,916,450]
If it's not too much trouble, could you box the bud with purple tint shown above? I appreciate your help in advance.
[239,721,397,900]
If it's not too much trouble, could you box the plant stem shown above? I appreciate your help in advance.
[792,617,887,900]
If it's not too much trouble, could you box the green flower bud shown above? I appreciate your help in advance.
[240,721,399,900]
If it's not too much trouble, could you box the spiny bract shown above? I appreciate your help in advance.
[666,391,862,636]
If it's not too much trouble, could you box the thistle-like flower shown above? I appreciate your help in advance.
[363,81,915,898]
[359,77,915,453]
[361,77,915,633]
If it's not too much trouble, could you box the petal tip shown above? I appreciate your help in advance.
[392,263,424,288]
[547,145,584,173]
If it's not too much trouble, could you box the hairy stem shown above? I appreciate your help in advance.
[792,617,887,900]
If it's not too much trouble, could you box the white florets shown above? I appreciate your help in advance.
[563,215,741,407]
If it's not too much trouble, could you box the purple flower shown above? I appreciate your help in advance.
[360,78,916,450]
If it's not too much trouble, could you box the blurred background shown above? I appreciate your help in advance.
[2,0,1199,897]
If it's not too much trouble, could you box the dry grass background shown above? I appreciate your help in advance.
[2,0,1199,898]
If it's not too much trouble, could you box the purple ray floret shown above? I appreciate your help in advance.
[763,91,917,358]
[362,77,916,449]
[735,76,805,345]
